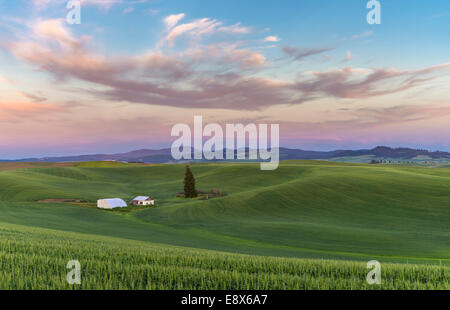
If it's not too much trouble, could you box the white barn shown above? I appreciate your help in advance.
[130,196,155,206]
[97,198,127,209]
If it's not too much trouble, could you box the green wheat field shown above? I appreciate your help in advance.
[0,161,448,289]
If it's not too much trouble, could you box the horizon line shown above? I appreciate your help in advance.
[1,145,449,161]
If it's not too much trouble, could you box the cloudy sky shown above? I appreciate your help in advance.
[0,0,449,158]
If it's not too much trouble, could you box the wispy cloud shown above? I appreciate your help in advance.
[123,7,134,14]
[34,0,124,10]
[282,46,335,61]
[351,104,450,125]
[146,8,160,16]
[343,31,374,41]
[164,13,185,29]
[0,75,12,84]
[160,14,250,47]
[293,65,450,99]
[0,99,61,120]
[264,36,280,42]
[343,50,352,62]
[427,11,450,20]
[22,92,47,103]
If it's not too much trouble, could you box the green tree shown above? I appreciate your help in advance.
[184,165,197,198]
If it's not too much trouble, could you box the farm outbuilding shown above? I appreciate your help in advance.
[130,196,155,206]
[97,198,127,209]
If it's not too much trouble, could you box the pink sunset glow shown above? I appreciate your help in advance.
[0,2,449,158]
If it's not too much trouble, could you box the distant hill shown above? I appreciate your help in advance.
[331,146,450,160]
[0,149,174,164]
[1,146,449,163]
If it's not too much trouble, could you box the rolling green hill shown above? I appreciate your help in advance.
[0,161,448,289]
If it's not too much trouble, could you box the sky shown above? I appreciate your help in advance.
[0,0,449,158]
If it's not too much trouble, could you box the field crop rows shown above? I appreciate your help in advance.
[0,223,448,290]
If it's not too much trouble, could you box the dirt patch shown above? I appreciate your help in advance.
[38,199,87,203]
[0,162,77,171]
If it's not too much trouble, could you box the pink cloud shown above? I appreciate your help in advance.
[198,43,266,67]
[4,19,450,112]
[164,13,186,29]
[264,36,280,42]
[283,45,335,61]
[349,31,374,40]
[293,65,450,99]
[351,104,450,125]
[217,23,250,34]
[0,75,12,84]
[0,100,61,120]
[163,18,222,47]
[161,14,250,47]
[343,50,352,62]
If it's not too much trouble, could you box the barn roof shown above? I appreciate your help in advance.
[132,196,152,201]
[102,198,127,207]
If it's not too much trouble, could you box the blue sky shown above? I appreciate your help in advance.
[0,0,449,158]
[3,0,450,66]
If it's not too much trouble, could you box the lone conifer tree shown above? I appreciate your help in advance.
[184,165,197,198]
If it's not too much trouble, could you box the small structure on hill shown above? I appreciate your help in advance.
[97,198,127,209]
[130,196,155,206]
[176,189,226,199]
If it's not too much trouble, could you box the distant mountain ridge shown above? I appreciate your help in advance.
[1,146,449,164]
[322,146,450,160]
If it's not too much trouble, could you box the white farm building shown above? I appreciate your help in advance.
[97,198,128,209]
[130,196,155,206]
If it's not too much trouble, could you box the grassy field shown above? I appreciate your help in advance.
[0,160,448,289]
[1,222,448,290]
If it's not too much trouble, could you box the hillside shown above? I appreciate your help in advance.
[1,222,448,290]
[0,160,449,289]
[0,161,448,263]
